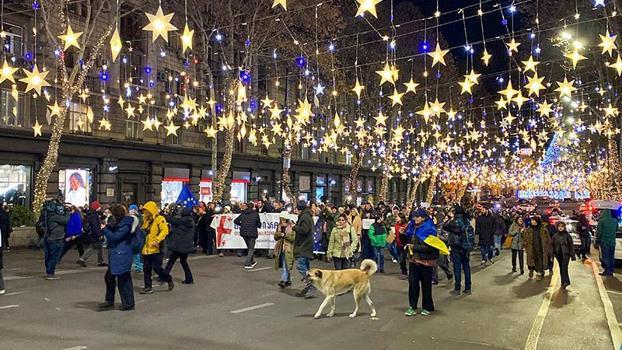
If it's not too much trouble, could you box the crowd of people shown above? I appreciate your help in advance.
[0,195,618,316]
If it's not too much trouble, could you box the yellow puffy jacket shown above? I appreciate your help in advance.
[141,201,169,255]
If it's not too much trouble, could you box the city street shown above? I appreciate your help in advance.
[0,248,619,350]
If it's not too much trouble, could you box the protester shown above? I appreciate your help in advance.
[99,204,136,311]
[475,206,496,265]
[368,214,387,273]
[128,205,143,272]
[596,209,618,276]
[444,205,472,295]
[508,216,525,274]
[394,213,409,279]
[78,201,106,267]
[551,222,576,289]
[164,207,196,284]
[524,216,551,279]
[140,201,174,294]
[233,202,262,269]
[404,209,440,316]
[44,202,69,280]
[293,201,315,298]
[327,213,358,270]
[60,205,85,261]
[577,213,591,260]
[273,213,295,288]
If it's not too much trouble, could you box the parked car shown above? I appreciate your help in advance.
[591,200,622,262]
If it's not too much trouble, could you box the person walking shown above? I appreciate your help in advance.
[508,216,526,274]
[44,203,69,280]
[444,205,473,295]
[597,209,618,276]
[128,205,143,272]
[394,213,409,279]
[98,204,136,311]
[293,201,315,298]
[404,209,440,316]
[368,215,388,273]
[551,221,576,289]
[78,201,106,267]
[234,202,262,269]
[524,216,551,279]
[61,206,85,261]
[475,206,496,265]
[164,207,196,284]
[577,213,591,260]
[140,201,174,294]
[273,213,295,288]
[327,214,358,270]
[0,205,11,251]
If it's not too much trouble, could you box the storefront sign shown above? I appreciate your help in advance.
[199,179,212,203]
[516,189,591,200]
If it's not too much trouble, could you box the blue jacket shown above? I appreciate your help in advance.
[65,212,83,238]
[103,216,135,275]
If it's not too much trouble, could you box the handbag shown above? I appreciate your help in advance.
[503,235,513,249]
[386,228,396,244]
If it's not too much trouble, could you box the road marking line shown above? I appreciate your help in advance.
[606,290,622,296]
[188,254,218,261]
[63,346,88,350]
[0,304,20,309]
[590,260,622,350]
[230,302,275,314]
[246,267,272,272]
[4,275,30,281]
[524,263,558,350]
[4,291,24,296]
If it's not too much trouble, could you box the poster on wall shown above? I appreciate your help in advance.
[199,180,213,203]
[161,181,184,207]
[230,181,247,203]
[64,169,89,207]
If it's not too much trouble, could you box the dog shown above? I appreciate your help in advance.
[307,259,378,319]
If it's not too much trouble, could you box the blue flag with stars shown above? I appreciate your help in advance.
[176,184,198,208]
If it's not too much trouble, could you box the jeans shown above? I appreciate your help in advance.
[61,236,85,261]
[279,253,291,282]
[44,238,64,276]
[373,247,385,271]
[361,232,373,259]
[451,248,471,291]
[105,270,134,308]
[480,244,494,262]
[601,244,616,275]
[164,251,193,283]
[494,236,502,251]
[143,253,172,289]
[133,254,143,271]
[333,257,350,270]
[579,235,590,259]
[399,248,408,275]
[408,262,434,311]
[296,256,310,281]
[388,242,399,261]
[80,239,104,264]
[556,254,571,285]
[242,236,256,266]
[433,254,452,282]
[511,249,524,272]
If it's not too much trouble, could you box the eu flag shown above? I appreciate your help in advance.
[176,184,198,208]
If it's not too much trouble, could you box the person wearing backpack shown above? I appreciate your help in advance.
[98,204,136,311]
[78,201,107,267]
[327,214,359,270]
[140,201,173,294]
[164,207,195,284]
[368,215,388,273]
[443,205,473,296]
[43,202,70,280]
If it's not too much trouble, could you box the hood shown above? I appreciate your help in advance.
[181,207,193,217]
[142,201,159,217]
[601,209,613,219]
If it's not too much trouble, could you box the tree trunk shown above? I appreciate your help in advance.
[348,149,365,200]
[377,147,392,203]
[212,79,239,203]
[425,174,437,204]
[281,140,294,203]
[407,178,420,205]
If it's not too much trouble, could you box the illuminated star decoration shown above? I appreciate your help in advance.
[352,78,365,98]
[599,30,617,56]
[110,28,122,62]
[506,38,520,55]
[403,78,419,94]
[376,62,395,86]
[388,89,404,106]
[565,49,587,69]
[57,24,83,50]
[19,65,51,95]
[522,56,539,73]
[555,78,576,97]
[143,6,178,43]
[272,0,287,10]
[0,59,18,84]
[47,101,63,118]
[481,49,492,66]
[608,55,622,76]
[180,24,194,53]
[165,122,180,136]
[355,0,382,18]
[428,43,449,67]
[33,120,42,137]
[525,72,546,97]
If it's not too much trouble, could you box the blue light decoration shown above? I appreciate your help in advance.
[249,98,258,112]
[239,70,251,85]
[215,103,224,114]
[501,18,508,26]
[103,105,110,113]
[418,40,430,53]
[99,71,109,81]
[32,0,40,10]
[541,132,560,168]
[144,65,152,75]
[183,59,190,68]
[215,33,223,42]
[245,38,251,48]
[295,55,306,68]
[24,52,33,61]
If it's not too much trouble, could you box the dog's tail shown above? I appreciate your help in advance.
[360,259,378,276]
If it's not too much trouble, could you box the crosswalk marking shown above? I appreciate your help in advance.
[231,302,275,314]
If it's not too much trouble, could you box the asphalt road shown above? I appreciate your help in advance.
[0,248,619,350]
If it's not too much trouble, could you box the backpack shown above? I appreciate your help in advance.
[129,216,146,255]
[461,222,475,251]
[36,201,58,237]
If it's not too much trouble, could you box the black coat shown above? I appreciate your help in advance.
[551,231,575,260]
[476,213,496,246]
[234,209,261,238]
[85,210,102,239]
[167,211,196,254]
[0,208,10,248]
[411,235,440,261]
[294,208,314,258]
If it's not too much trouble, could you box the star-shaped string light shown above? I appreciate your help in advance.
[143,6,178,43]
[403,78,419,94]
[125,105,136,118]
[525,73,546,97]
[565,49,587,69]
[537,101,553,116]
[180,24,194,53]
[110,28,122,62]
[428,43,449,67]
[47,101,63,118]
[599,30,617,56]
[506,38,521,55]
[388,89,404,106]
[376,63,395,86]
[522,56,539,73]
[19,65,50,95]
[272,0,287,10]
[352,78,365,98]
[165,122,180,136]
[555,78,576,97]
[33,120,42,137]
[0,60,18,84]
[481,50,492,66]
[57,24,83,50]
[355,0,382,18]
[608,55,622,76]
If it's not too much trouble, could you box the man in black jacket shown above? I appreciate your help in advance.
[234,202,262,269]
[78,201,107,267]
[475,206,496,265]
[293,201,315,298]
[43,202,70,279]
[165,207,196,284]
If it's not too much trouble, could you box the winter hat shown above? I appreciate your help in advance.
[296,200,307,211]
[412,208,429,219]
[128,204,138,212]
[90,201,101,211]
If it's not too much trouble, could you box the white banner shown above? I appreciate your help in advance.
[211,213,294,250]
[362,219,375,230]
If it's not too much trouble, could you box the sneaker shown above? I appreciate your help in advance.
[447,274,453,280]
[392,259,398,263]
[97,262,108,267]
[77,259,87,267]
[529,270,534,278]
[481,260,487,266]
[285,281,292,286]
[119,305,135,311]
[463,289,472,295]
[45,275,60,280]
[489,258,495,264]
[181,280,194,285]
[404,307,417,317]
[420,309,431,316]
[278,281,287,289]
[0,289,5,295]
[167,280,175,291]
[218,253,224,257]
[250,261,258,268]
[378,269,385,274]
[139,288,153,294]
[98,301,114,310]
[449,289,461,296]
[512,268,517,273]
[398,274,408,280]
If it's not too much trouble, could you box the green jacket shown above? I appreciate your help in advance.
[368,222,387,248]
[597,209,618,247]
[327,225,358,259]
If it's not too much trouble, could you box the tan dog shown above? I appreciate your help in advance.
[307,259,378,319]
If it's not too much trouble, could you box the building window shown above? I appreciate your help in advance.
[300,144,310,160]
[0,88,24,127]
[345,152,352,165]
[68,102,92,134]
[235,139,244,153]
[0,164,31,207]
[125,120,139,140]
[167,132,181,145]
[2,22,23,57]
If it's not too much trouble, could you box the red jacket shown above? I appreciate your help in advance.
[394,222,407,248]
